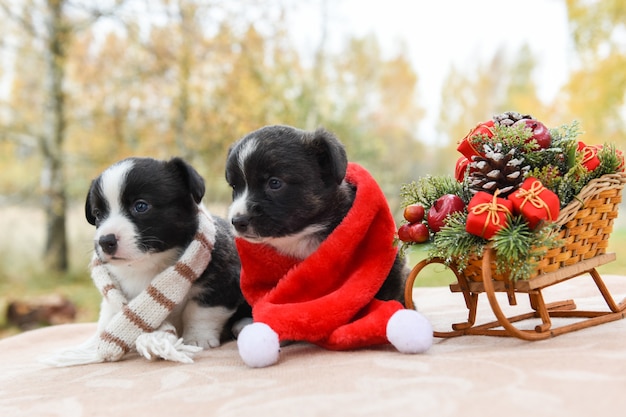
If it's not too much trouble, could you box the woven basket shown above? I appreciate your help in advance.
[460,172,626,282]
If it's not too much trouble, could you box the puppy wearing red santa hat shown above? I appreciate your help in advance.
[225,125,432,368]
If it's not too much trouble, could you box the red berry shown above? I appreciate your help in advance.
[398,223,430,243]
[398,224,413,242]
[408,222,430,243]
[403,204,425,223]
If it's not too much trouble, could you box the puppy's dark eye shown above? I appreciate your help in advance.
[267,177,283,191]
[133,200,151,214]
[92,208,102,221]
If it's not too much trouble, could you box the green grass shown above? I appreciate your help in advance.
[405,227,626,287]
[405,244,457,287]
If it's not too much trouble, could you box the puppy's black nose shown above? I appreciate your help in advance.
[231,215,250,233]
[98,234,118,255]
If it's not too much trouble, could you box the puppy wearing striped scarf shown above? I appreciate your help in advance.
[43,157,248,366]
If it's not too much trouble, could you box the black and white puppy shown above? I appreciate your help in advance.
[86,157,248,349]
[225,125,407,302]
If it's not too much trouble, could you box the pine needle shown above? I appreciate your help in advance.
[429,211,485,271]
[400,175,465,209]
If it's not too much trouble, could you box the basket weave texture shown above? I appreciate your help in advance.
[461,172,626,282]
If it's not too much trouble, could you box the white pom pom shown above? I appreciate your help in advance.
[237,322,280,368]
[386,309,433,354]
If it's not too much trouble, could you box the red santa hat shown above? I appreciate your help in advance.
[236,163,432,367]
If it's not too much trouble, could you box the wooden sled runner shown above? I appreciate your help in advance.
[405,172,626,340]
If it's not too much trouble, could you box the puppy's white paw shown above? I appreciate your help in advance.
[136,331,202,364]
[183,330,221,349]
[386,309,433,354]
[237,322,280,368]
[182,304,234,349]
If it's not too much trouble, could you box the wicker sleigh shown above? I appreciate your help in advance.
[405,172,626,340]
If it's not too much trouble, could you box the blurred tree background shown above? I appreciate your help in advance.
[0,0,624,331]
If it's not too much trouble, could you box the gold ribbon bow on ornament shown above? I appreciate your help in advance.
[514,180,553,221]
[470,190,512,237]
[580,145,598,166]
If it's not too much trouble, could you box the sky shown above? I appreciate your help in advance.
[290,0,573,142]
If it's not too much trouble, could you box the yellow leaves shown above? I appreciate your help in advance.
[566,0,626,57]
[562,0,626,147]
[563,53,626,145]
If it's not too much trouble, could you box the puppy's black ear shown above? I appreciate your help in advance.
[224,142,238,184]
[85,181,96,226]
[309,128,348,185]
[169,157,206,204]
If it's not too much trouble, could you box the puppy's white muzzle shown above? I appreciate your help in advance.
[94,214,141,262]
[228,189,257,238]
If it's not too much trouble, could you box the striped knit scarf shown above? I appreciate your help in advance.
[42,208,216,367]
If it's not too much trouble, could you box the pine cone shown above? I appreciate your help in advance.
[468,143,530,196]
[493,111,534,127]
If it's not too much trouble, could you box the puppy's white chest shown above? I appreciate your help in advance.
[265,225,326,259]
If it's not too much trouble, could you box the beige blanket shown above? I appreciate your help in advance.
[2,274,626,417]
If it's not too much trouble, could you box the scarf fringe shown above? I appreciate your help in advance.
[39,336,104,367]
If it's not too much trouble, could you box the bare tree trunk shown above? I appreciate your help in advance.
[305,0,328,131]
[41,0,68,272]
[173,1,194,162]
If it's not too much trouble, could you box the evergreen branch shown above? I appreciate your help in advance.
[595,143,623,177]
[428,211,485,271]
[549,120,583,143]
[491,216,535,281]
[491,217,562,281]
[400,175,464,209]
